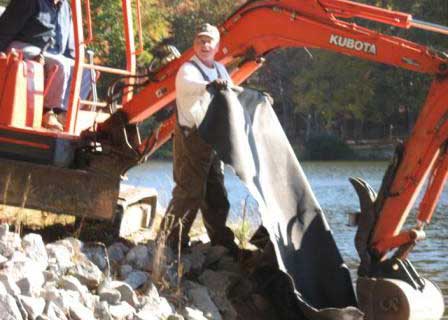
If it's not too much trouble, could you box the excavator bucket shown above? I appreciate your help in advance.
[357,277,445,320]
[0,158,120,220]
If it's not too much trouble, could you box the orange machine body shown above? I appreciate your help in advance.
[0,52,43,128]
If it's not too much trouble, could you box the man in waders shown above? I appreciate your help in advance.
[163,23,239,255]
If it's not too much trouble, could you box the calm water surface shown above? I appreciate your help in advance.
[126,160,447,311]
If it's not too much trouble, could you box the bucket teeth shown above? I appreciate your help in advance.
[349,177,377,276]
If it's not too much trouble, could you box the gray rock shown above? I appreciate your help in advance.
[0,281,7,295]
[0,229,22,258]
[198,270,239,295]
[45,302,68,320]
[126,245,152,271]
[13,294,28,320]
[198,270,239,320]
[99,288,121,305]
[108,242,129,265]
[16,270,45,296]
[82,243,109,272]
[0,293,24,320]
[69,300,96,320]
[22,233,48,271]
[0,274,21,296]
[124,270,148,289]
[107,281,139,307]
[109,301,136,320]
[184,281,221,320]
[204,246,228,266]
[43,271,58,283]
[168,314,185,320]
[68,255,103,289]
[94,301,113,320]
[217,256,241,273]
[0,253,8,265]
[0,223,9,238]
[181,249,206,275]
[19,295,45,319]
[119,264,133,279]
[46,243,74,274]
[183,307,208,320]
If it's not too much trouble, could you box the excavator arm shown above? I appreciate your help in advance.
[96,1,448,317]
[120,0,448,258]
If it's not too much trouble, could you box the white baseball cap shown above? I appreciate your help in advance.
[196,23,220,43]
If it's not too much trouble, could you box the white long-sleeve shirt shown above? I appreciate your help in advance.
[175,55,232,128]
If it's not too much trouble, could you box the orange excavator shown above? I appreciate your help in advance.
[0,0,447,318]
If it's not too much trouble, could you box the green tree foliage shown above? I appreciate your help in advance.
[247,0,447,142]
[166,0,244,52]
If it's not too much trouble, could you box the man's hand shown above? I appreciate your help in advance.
[207,78,228,91]
[34,54,45,64]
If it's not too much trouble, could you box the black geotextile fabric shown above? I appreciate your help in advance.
[198,88,363,319]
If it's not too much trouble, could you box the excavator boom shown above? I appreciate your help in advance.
[104,2,447,317]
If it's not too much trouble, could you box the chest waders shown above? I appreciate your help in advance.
[163,60,236,253]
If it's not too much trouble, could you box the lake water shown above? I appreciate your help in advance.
[126,160,447,314]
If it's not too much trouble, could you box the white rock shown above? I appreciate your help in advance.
[46,243,74,274]
[59,275,88,295]
[0,293,24,320]
[107,281,139,307]
[55,237,83,255]
[0,274,21,296]
[46,302,68,320]
[22,233,48,271]
[42,288,81,314]
[59,275,95,308]
[137,295,174,320]
[18,295,45,319]
[69,300,96,320]
[183,307,208,320]
[109,301,136,320]
[68,255,103,289]
[16,270,45,296]
[99,288,121,305]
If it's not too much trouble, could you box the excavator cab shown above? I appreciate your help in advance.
[0,0,157,236]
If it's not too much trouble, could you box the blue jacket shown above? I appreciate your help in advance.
[0,0,74,58]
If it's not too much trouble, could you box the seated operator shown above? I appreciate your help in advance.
[0,0,91,131]
[161,23,242,256]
